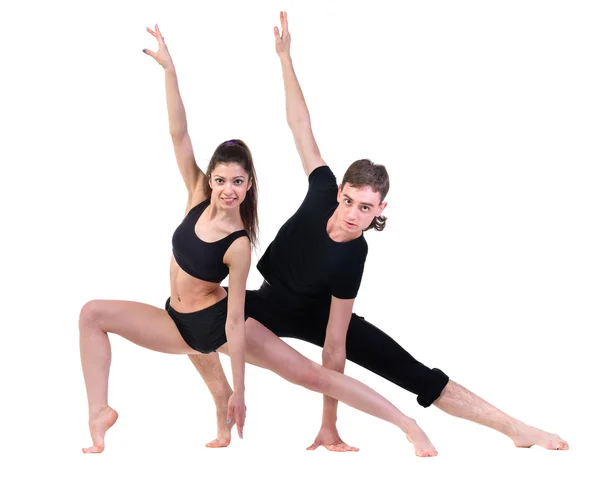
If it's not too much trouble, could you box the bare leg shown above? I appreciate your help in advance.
[218,319,437,457]
[79,299,198,453]
[312,311,569,451]
[188,353,235,447]
[434,381,569,450]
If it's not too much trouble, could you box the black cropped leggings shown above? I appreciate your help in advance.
[245,282,449,408]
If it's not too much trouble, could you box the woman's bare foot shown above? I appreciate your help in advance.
[205,401,235,448]
[405,423,438,457]
[82,406,119,453]
[512,424,569,450]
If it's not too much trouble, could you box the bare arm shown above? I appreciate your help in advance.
[274,12,326,176]
[144,25,205,199]
[222,236,251,438]
[320,296,355,427]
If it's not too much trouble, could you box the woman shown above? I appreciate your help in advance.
[80,24,251,453]
[79,25,438,457]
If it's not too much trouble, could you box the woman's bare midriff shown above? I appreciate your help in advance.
[169,256,227,312]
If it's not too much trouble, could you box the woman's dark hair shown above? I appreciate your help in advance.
[202,139,259,247]
[341,159,389,232]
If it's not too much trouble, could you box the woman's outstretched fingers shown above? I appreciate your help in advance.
[155,23,164,41]
[142,25,173,69]
[142,48,156,59]
[143,26,158,58]
[236,412,244,439]
[146,24,164,45]
[226,407,233,428]
[226,405,244,439]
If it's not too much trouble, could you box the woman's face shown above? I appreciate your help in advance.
[209,162,252,209]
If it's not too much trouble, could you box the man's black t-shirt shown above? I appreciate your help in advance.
[251,167,451,409]
[256,165,368,310]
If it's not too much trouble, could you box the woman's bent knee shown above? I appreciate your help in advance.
[79,299,107,330]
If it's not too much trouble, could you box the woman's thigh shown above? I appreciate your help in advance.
[80,299,198,355]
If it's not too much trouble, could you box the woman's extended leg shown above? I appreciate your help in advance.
[218,318,437,457]
[79,299,198,453]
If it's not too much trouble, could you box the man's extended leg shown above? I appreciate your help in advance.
[434,380,568,449]
[287,311,568,450]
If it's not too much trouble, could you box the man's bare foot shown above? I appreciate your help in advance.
[205,401,235,448]
[406,423,438,457]
[82,406,119,453]
[512,424,569,450]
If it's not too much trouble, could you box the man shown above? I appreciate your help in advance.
[189,11,568,452]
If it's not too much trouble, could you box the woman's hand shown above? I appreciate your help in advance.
[227,390,246,439]
[143,24,174,70]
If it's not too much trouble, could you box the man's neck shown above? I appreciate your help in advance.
[326,207,362,243]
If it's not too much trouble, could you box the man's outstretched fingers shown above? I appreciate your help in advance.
[281,11,289,33]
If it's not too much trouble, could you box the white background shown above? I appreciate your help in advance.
[1,0,598,478]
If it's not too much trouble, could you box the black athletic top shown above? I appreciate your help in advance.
[257,165,368,309]
[172,199,249,283]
